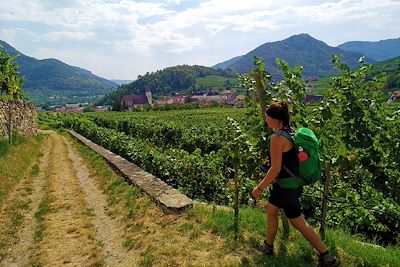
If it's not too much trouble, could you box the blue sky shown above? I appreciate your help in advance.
[1,0,399,80]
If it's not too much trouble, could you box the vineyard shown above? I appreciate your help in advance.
[39,57,400,247]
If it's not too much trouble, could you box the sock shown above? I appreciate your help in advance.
[264,240,273,248]
[320,251,329,257]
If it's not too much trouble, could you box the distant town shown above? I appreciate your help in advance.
[37,79,337,113]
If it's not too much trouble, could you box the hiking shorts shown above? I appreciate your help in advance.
[268,183,303,219]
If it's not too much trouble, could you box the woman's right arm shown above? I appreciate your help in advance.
[251,135,284,199]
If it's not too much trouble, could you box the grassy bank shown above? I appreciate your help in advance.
[0,133,45,203]
[0,133,45,260]
[190,204,400,266]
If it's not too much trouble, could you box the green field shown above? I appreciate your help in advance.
[196,75,240,90]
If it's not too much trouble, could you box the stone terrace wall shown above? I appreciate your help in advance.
[0,100,37,140]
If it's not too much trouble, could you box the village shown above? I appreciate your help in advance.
[42,89,249,112]
[40,79,332,113]
[39,79,399,113]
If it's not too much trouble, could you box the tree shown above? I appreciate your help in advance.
[0,50,25,99]
[83,106,94,112]
[112,98,122,111]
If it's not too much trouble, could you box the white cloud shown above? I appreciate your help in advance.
[205,24,227,35]
[1,0,399,79]
[32,46,117,76]
[293,0,400,23]
[163,0,184,4]
[0,28,40,47]
[114,29,202,54]
[44,31,95,42]
[0,29,21,46]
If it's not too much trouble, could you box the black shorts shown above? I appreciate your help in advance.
[268,184,303,219]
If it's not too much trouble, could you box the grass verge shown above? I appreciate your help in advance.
[0,134,45,261]
[190,203,400,266]
[0,134,44,203]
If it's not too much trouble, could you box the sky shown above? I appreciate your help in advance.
[0,0,399,80]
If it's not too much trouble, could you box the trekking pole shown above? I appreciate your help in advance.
[320,161,330,239]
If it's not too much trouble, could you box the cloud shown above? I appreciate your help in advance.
[4,0,398,55]
[114,29,202,54]
[293,0,400,23]
[32,46,118,76]
[205,24,227,35]
[44,31,95,42]
[0,28,24,45]
[1,0,399,79]
[0,28,40,47]
[163,0,184,4]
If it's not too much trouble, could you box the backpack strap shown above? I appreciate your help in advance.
[274,129,293,141]
[273,130,296,178]
[273,130,305,188]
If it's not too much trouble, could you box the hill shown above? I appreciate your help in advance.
[213,34,375,80]
[0,40,118,105]
[371,56,400,92]
[338,37,400,61]
[101,65,236,105]
[306,56,400,96]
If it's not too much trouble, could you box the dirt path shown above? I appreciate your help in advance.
[0,131,133,267]
[1,130,258,267]
[65,135,132,267]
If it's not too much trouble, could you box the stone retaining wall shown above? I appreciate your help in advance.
[0,100,37,140]
[68,130,193,213]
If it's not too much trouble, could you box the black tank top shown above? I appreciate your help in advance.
[278,145,299,179]
[268,131,299,180]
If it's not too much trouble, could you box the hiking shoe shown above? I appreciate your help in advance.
[318,253,340,267]
[260,240,274,256]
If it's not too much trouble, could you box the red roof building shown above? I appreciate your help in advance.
[122,91,152,108]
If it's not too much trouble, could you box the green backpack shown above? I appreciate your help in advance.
[274,128,323,188]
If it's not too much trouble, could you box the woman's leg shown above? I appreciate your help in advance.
[289,215,327,254]
[266,202,280,246]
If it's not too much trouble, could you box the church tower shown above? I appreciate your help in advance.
[145,89,152,105]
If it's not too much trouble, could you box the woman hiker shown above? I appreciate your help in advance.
[251,101,340,267]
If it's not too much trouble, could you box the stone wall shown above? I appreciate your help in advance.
[68,130,193,213]
[0,100,37,140]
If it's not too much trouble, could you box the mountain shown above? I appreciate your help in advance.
[0,40,118,105]
[111,79,135,85]
[213,34,375,79]
[213,55,243,69]
[338,37,400,61]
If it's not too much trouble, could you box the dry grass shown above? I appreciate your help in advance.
[0,134,45,262]
[71,132,258,266]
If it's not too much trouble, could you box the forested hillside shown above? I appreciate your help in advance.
[100,65,236,104]
[0,40,117,105]
[371,56,400,92]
